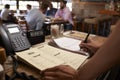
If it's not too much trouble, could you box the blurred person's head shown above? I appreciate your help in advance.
[5,4,10,9]
[60,0,67,9]
[26,4,32,10]
[40,2,49,14]
[49,3,53,9]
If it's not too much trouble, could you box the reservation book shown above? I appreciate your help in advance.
[16,44,88,71]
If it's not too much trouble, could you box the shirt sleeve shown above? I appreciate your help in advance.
[64,8,71,21]
[36,14,45,30]
[55,9,60,18]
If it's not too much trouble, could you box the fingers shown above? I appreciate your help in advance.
[43,65,74,75]
[42,76,56,80]
[42,65,76,80]
[43,66,58,72]
[80,43,91,49]
[80,39,92,48]
[43,71,73,80]
[86,38,92,43]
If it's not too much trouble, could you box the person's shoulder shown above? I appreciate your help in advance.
[29,8,40,13]
[1,8,6,12]
[64,7,71,12]
[30,8,38,11]
[1,8,9,13]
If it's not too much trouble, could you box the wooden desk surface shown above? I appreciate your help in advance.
[99,10,120,16]
[44,20,68,25]
[5,31,106,79]
[64,31,106,43]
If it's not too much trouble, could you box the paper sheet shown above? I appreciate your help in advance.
[16,44,88,70]
[54,37,81,51]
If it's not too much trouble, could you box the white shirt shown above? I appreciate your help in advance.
[0,8,10,20]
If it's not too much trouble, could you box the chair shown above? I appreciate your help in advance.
[83,17,99,34]
[97,16,112,36]
[83,16,112,36]
[110,25,116,33]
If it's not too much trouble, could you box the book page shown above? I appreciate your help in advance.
[16,44,88,70]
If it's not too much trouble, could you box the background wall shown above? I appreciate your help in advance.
[72,0,105,19]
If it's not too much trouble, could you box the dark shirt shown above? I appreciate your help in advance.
[46,8,57,17]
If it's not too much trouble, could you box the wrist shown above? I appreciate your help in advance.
[73,71,80,80]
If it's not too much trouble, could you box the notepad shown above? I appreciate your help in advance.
[16,44,88,71]
[54,37,81,51]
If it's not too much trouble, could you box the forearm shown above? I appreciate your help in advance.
[78,22,120,80]
[54,17,63,21]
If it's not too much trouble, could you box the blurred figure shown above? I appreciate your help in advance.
[0,4,10,23]
[8,10,18,23]
[55,0,73,31]
[26,2,49,30]
[26,4,32,14]
[46,3,57,17]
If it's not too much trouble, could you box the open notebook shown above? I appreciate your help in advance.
[54,37,81,51]
[51,37,89,56]
[16,44,88,71]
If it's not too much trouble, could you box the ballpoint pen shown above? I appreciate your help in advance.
[83,30,91,43]
[80,30,93,57]
[80,30,91,51]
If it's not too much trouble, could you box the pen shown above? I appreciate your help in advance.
[83,30,91,43]
[80,31,91,52]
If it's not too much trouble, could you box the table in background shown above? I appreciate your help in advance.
[44,20,68,35]
[99,10,120,25]
[99,10,120,16]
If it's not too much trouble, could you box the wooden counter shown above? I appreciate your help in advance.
[79,2,105,6]
[99,10,120,16]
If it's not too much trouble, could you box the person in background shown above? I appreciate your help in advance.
[26,2,49,30]
[42,20,120,80]
[8,10,18,24]
[0,4,10,23]
[46,3,57,17]
[54,0,73,31]
[26,4,32,14]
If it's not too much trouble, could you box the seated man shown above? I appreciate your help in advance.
[26,2,48,30]
[46,3,57,17]
[8,10,18,24]
[0,4,10,23]
[0,4,18,23]
[54,0,73,31]
[26,4,32,14]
